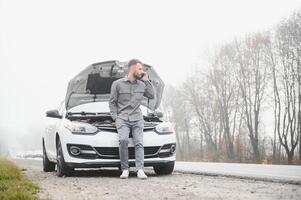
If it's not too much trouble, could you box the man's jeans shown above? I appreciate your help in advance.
[116,118,144,170]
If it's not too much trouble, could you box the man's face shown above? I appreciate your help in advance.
[132,63,145,79]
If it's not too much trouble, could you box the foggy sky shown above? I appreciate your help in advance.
[0,0,300,152]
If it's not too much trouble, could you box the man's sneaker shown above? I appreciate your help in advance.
[120,170,129,179]
[137,169,147,179]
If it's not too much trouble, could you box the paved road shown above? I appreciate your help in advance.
[175,161,301,184]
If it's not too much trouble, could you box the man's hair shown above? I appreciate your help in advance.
[128,59,143,68]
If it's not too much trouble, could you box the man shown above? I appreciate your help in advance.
[109,59,155,179]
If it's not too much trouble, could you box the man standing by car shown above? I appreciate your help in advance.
[109,59,155,179]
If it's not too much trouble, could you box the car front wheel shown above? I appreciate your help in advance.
[153,161,175,175]
[56,139,74,177]
[42,139,55,172]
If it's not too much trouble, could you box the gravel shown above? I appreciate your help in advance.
[14,159,301,200]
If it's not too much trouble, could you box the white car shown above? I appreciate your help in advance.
[43,60,176,177]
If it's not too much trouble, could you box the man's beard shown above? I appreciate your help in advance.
[133,73,140,79]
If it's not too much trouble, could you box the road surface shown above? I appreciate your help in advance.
[175,161,301,184]
[12,158,301,200]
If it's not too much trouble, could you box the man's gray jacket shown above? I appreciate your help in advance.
[109,76,155,121]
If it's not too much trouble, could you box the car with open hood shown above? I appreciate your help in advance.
[42,60,176,177]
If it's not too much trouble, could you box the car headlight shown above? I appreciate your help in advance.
[155,122,174,134]
[65,121,98,134]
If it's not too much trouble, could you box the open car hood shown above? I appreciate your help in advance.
[65,60,164,111]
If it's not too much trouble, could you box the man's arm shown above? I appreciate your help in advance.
[109,81,118,121]
[142,80,155,99]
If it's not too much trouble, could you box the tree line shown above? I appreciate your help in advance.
[162,11,301,165]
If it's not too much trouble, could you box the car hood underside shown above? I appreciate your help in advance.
[65,60,164,111]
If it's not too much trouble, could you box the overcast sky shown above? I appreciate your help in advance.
[1,0,301,139]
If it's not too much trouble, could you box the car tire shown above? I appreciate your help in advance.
[153,161,175,175]
[56,139,74,177]
[42,139,55,172]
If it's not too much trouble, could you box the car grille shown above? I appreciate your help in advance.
[66,143,175,160]
[94,146,160,159]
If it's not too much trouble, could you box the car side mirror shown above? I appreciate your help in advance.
[46,109,62,119]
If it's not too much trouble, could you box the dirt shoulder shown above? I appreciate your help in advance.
[13,159,301,200]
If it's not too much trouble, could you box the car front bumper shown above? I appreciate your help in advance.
[59,129,176,168]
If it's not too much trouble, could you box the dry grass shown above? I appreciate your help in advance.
[0,158,39,200]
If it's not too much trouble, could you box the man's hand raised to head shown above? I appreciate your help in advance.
[141,71,149,81]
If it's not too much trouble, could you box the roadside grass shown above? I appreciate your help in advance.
[0,158,39,200]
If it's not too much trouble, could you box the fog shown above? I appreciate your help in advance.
[0,0,300,156]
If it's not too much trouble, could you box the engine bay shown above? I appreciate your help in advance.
[66,112,162,129]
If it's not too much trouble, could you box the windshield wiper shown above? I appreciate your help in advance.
[67,112,111,117]
[67,111,96,116]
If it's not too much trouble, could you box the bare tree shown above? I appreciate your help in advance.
[182,76,222,161]
[272,12,301,164]
[208,43,243,161]
[235,33,270,163]
[268,38,283,162]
